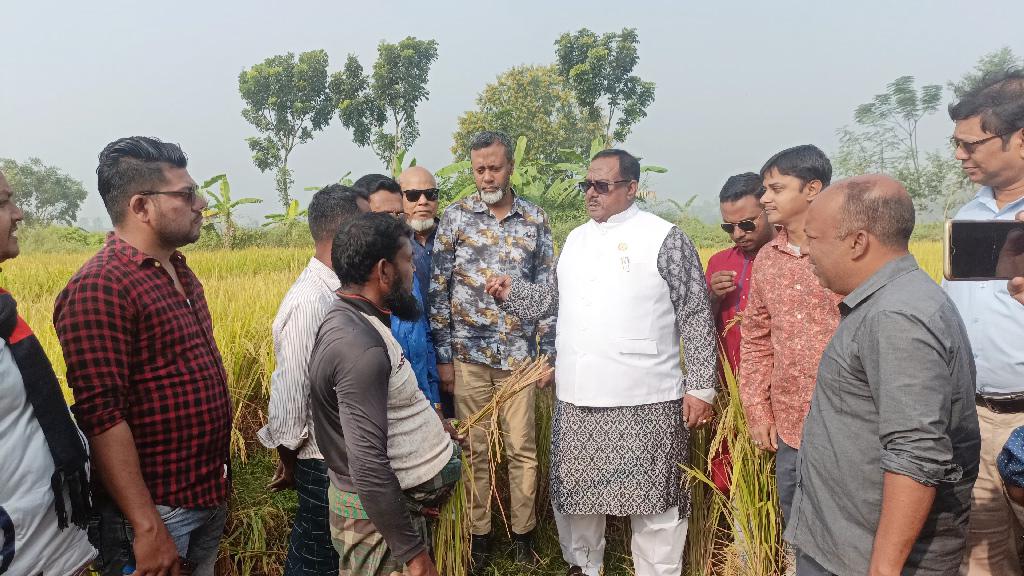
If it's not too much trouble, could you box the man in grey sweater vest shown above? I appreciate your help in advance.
[309,213,461,576]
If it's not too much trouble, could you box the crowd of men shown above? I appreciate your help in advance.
[0,69,1023,576]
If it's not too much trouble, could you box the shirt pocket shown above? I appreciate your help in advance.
[618,338,659,355]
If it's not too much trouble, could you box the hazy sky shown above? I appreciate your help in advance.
[3,0,1022,226]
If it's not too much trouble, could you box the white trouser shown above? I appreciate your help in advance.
[553,506,688,576]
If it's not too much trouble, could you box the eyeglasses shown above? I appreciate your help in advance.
[720,210,765,234]
[578,179,633,195]
[140,186,198,205]
[381,209,405,220]
[403,188,439,203]
[950,133,1008,154]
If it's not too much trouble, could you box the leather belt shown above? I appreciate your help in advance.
[976,393,1024,414]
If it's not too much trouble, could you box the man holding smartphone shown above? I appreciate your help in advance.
[1009,211,1024,305]
[945,69,1024,574]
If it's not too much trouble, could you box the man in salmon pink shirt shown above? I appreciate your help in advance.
[738,145,842,530]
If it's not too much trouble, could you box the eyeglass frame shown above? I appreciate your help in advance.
[950,130,1018,155]
[138,186,199,205]
[720,209,766,234]
[578,179,634,195]
[402,188,439,203]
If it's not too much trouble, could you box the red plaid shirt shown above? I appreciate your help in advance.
[55,234,232,508]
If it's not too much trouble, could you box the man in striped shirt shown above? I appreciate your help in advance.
[257,185,369,576]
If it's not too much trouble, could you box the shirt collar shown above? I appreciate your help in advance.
[840,253,919,313]
[593,203,640,229]
[337,292,390,324]
[106,232,186,268]
[767,226,803,258]
[973,186,1024,215]
[307,257,340,291]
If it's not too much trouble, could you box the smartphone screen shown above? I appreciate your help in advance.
[944,219,1024,281]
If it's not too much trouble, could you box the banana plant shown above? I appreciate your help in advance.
[200,174,262,249]
[304,171,355,192]
[262,199,308,229]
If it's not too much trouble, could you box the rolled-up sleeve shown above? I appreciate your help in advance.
[864,310,963,487]
[55,271,135,437]
[258,300,317,451]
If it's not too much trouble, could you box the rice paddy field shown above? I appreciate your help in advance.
[0,240,945,575]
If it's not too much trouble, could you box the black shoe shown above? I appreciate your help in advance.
[470,533,491,574]
[566,567,584,576]
[512,530,537,565]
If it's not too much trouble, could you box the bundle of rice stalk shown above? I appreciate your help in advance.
[434,355,553,574]
[683,349,784,576]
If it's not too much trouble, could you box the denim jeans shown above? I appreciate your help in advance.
[89,494,227,576]
[775,434,799,527]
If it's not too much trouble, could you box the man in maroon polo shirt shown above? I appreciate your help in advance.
[705,172,776,369]
[55,137,231,576]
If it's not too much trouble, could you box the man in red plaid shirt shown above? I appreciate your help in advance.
[55,137,232,576]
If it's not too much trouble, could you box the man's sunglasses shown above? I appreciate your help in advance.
[578,179,633,195]
[403,188,439,202]
[949,133,1009,155]
[720,210,765,234]
[139,186,198,205]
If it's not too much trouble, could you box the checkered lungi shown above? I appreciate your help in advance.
[329,444,462,576]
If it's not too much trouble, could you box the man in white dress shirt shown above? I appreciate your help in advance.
[257,184,369,576]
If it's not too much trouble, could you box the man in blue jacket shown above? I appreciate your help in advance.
[355,174,442,410]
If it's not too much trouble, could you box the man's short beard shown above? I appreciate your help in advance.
[479,188,505,205]
[407,217,436,233]
[385,279,421,321]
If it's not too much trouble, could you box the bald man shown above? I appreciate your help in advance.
[786,175,980,576]
[399,166,441,295]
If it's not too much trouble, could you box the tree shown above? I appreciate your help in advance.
[0,157,88,225]
[200,174,262,249]
[239,50,336,209]
[833,76,959,207]
[451,65,605,163]
[331,37,439,171]
[948,47,1023,99]
[554,27,656,146]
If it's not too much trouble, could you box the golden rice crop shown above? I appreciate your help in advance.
[0,241,945,576]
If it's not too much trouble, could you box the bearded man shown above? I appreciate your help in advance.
[428,130,555,568]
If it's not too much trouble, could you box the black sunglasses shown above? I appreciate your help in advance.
[578,179,633,195]
[403,188,439,202]
[721,210,765,234]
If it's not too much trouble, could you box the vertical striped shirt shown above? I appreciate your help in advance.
[258,257,340,460]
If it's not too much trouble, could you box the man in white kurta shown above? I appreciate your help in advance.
[494,149,718,576]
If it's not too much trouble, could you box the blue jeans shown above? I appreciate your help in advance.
[283,458,338,576]
[89,494,227,576]
[776,434,799,527]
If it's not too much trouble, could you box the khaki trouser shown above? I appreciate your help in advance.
[454,360,538,536]
[961,404,1024,575]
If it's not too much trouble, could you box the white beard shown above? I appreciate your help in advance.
[407,217,436,233]
[479,188,505,205]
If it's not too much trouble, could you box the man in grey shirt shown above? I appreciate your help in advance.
[309,213,460,576]
[788,174,980,576]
